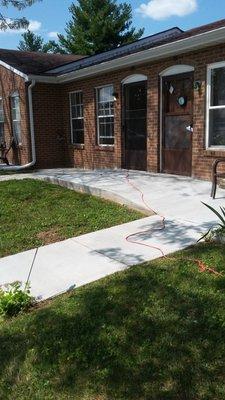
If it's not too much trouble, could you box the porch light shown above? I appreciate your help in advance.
[194,81,202,91]
[113,92,118,101]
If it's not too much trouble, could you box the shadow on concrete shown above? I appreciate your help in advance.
[89,219,216,266]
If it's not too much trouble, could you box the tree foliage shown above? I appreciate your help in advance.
[0,0,41,31]
[42,40,67,54]
[58,0,144,55]
[18,29,43,51]
[18,30,66,53]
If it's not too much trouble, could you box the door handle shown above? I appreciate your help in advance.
[186,124,193,133]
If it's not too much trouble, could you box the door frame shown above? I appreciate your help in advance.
[121,74,148,170]
[159,65,194,174]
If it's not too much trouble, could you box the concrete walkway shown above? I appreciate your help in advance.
[0,169,224,300]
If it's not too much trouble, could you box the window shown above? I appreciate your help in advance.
[70,91,84,144]
[0,97,4,143]
[207,63,225,148]
[11,91,21,144]
[96,85,114,145]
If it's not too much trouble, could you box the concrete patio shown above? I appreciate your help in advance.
[1,168,224,221]
[0,169,224,300]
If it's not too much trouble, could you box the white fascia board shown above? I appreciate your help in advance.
[28,26,225,84]
[28,74,59,83]
[0,60,28,80]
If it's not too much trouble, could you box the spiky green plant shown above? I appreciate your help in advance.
[202,202,225,228]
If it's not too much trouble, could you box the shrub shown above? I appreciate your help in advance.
[0,281,34,319]
[202,202,225,243]
[202,203,225,228]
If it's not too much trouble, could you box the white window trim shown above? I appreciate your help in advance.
[11,91,22,145]
[69,90,84,145]
[0,96,4,141]
[206,61,225,151]
[96,84,115,147]
[0,97,4,122]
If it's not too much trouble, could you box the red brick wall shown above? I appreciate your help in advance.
[0,66,30,166]
[32,83,68,168]
[18,42,225,179]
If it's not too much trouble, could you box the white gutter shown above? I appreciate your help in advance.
[7,80,36,170]
[28,25,225,84]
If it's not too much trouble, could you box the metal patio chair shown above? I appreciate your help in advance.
[211,158,225,199]
[0,138,15,166]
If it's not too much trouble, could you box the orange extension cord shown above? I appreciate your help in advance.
[124,171,222,276]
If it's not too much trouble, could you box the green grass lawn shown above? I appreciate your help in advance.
[0,242,224,399]
[0,170,29,175]
[0,171,16,175]
[0,179,143,258]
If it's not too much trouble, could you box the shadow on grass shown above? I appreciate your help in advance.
[0,243,225,399]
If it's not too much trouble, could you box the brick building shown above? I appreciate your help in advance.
[1,19,225,180]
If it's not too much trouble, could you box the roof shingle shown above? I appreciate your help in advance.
[1,18,225,77]
[0,49,84,75]
[46,19,225,76]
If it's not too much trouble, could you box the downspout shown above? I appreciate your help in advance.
[6,79,36,170]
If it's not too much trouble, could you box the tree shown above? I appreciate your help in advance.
[18,30,66,53]
[18,30,44,51]
[42,40,67,54]
[0,0,40,31]
[58,0,144,55]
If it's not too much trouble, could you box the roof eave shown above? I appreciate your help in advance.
[0,60,28,80]
[27,25,225,84]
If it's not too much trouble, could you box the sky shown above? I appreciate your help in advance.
[0,0,225,50]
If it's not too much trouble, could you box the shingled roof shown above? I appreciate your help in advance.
[44,19,225,76]
[0,18,225,78]
[0,49,84,74]
[45,27,183,75]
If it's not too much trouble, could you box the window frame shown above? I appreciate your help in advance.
[206,61,225,150]
[0,96,4,143]
[95,84,115,147]
[69,90,84,145]
[10,90,22,145]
